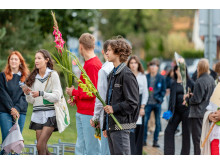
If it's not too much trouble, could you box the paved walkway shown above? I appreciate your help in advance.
[142,97,195,155]
[143,118,194,155]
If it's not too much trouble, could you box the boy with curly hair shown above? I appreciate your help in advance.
[103,38,139,155]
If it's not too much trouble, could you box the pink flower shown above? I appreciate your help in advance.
[53,26,65,55]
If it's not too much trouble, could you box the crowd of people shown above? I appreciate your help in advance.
[1,32,220,155]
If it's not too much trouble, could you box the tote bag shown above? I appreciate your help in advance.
[45,72,70,133]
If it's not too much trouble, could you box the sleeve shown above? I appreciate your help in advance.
[161,76,166,98]
[14,93,28,113]
[25,94,35,104]
[92,69,107,121]
[168,82,174,113]
[0,73,14,112]
[112,72,139,115]
[43,71,62,103]
[72,66,99,100]
[141,75,149,106]
[189,82,204,105]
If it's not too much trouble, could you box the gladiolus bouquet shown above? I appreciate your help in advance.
[50,12,123,139]
[59,50,123,131]
[51,11,73,89]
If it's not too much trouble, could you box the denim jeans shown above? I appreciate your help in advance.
[100,130,110,155]
[75,112,101,155]
[0,112,26,155]
[107,130,131,155]
[0,112,26,143]
[143,104,161,143]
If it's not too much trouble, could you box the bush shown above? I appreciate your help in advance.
[180,50,204,59]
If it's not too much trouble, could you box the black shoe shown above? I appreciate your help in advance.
[153,142,160,148]
[143,142,147,146]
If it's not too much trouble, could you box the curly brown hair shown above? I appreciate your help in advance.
[109,38,132,63]
[25,49,53,87]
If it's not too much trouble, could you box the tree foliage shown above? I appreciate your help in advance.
[0,9,97,71]
[99,9,195,61]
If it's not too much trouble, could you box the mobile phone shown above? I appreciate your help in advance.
[20,84,31,91]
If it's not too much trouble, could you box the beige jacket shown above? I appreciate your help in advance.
[200,111,212,155]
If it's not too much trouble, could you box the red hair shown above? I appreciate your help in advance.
[3,51,29,82]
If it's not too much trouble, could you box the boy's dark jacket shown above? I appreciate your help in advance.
[103,63,139,131]
[146,73,166,104]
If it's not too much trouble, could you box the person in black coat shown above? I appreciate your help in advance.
[184,58,215,155]
[164,65,194,155]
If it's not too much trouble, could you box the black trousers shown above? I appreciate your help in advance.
[107,130,131,155]
[130,117,145,155]
[164,110,190,155]
[189,118,203,155]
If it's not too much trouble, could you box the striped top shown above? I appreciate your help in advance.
[25,68,63,124]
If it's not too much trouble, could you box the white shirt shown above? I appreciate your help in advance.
[36,68,53,79]
[206,102,220,142]
[136,72,149,105]
[92,61,114,129]
[136,72,149,125]
[12,71,21,76]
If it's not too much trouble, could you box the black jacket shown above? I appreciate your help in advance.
[192,69,217,82]
[189,73,215,118]
[0,72,28,114]
[168,79,194,114]
[103,63,139,131]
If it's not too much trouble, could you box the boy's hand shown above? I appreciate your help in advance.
[104,105,114,114]
[67,98,75,106]
[103,130,108,138]
[66,86,75,96]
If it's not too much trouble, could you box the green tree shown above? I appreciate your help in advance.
[0,9,98,71]
[99,9,195,61]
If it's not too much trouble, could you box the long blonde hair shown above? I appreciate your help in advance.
[197,58,210,78]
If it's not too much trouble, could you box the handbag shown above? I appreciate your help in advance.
[44,72,70,133]
[162,110,173,120]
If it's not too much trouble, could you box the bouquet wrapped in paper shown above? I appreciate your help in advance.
[174,52,189,106]
[174,52,187,94]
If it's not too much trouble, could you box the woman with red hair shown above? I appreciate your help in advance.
[0,51,29,155]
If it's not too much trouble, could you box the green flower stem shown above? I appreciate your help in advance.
[96,93,123,130]
[58,63,123,130]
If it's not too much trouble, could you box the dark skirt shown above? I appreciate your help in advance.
[29,116,58,132]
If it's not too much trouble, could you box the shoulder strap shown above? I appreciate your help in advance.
[44,72,52,91]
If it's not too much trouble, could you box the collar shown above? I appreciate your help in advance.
[12,71,21,76]
[113,63,122,73]
[110,63,126,76]
[36,68,53,79]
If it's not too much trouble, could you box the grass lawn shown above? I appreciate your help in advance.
[0,104,77,145]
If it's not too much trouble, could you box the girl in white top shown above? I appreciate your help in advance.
[23,49,62,155]
[127,55,149,155]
